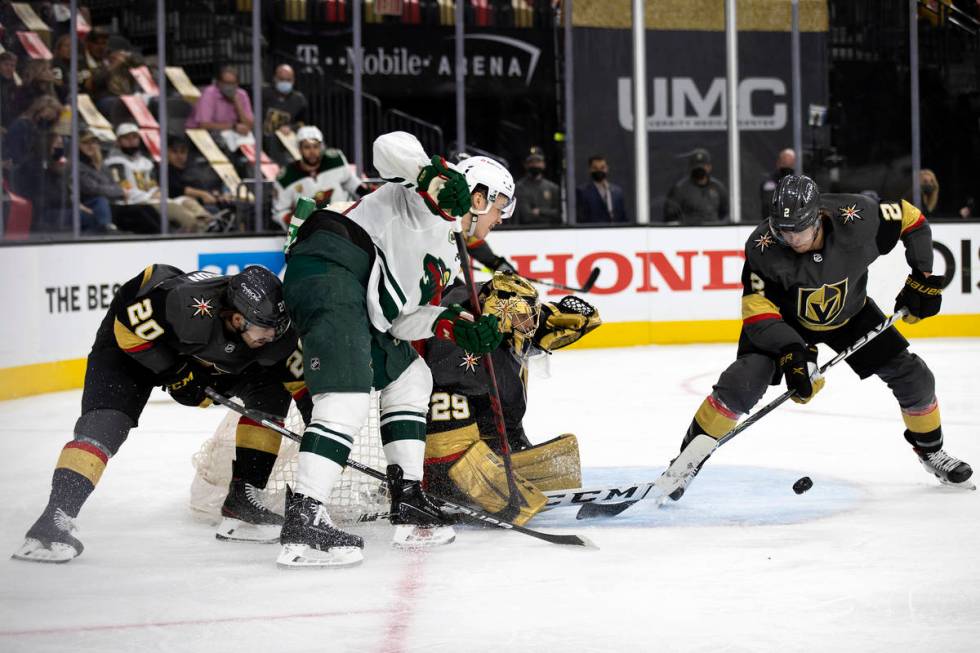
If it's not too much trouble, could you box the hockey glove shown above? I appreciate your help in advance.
[779,344,825,404]
[488,256,516,273]
[163,360,213,407]
[433,305,503,353]
[533,296,602,352]
[417,156,472,220]
[895,269,944,324]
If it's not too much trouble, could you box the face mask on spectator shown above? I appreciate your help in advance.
[275,80,293,94]
[528,167,544,178]
[922,184,936,194]
[52,146,65,160]
[121,144,140,156]
[590,170,607,182]
[777,167,794,178]
[691,168,708,182]
[219,83,237,99]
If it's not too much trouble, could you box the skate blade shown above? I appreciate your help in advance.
[391,524,456,549]
[937,477,977,491]
[215,518,282,544]
[11,538,78,564]
[276,543,363,568]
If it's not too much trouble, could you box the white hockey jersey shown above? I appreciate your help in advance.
[272,149,362,229]
[104,149,159,204]
[344,132,462,342]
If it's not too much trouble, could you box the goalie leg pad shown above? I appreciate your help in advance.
[510,434,582,491]
[448,441,547,526]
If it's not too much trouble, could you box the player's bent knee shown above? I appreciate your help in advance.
[309,392,372,432]
[877,351,936,407]
[73,409,135,457]
[381,358,433,413]
[715,354,773,415]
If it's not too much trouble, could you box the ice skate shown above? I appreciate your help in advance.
[915,449,975,490]
[277,488,363,568]
[11,507,83,564]
[387,465,455,549]
[216,479,285,543]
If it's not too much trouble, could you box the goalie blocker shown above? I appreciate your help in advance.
[423,272,600,524]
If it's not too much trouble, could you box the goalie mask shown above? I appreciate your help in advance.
[479,271,540,357]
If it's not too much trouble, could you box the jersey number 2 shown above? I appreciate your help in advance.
[126,299,164,340]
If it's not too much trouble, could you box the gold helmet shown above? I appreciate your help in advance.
[479,271,541,354]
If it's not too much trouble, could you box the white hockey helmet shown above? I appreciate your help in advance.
[457,155,516,220]
[296,125,324,145]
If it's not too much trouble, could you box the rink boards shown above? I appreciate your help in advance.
[1,222,978,399]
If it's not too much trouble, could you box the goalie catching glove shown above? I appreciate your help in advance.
[417,156,472,221]
[533,296,602,351]
[162,359,213,407]
[895,269,943,324]
[778,343,825,404]
[433,305,503,353]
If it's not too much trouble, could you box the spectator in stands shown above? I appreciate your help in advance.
[0,52,18,129]
[576,154,628,223]
[4,95,62,215]
[759,148,796,218]
[271,125,363,229]
[664,148,729,224]
[262,63,308,164]
[263,64,308,137]
[167,134,230,223]
[185,66,255,152]
[80,27,110,93]
[513,147,561,225]
[90,49,139,117]
[901,168,942,218]
[76,128,122,233]
[104,122,212,233]
[51,35,72,99]
[11,60,65,117]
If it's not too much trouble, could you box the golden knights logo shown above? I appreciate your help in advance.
[838,204,863,224]
[797,278,848,326]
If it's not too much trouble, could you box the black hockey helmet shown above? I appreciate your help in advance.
[225,266,290,339]
[769,174,820,244]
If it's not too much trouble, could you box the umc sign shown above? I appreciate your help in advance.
[617,76,788,131]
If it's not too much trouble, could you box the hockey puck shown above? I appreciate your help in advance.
[792,476,813,495]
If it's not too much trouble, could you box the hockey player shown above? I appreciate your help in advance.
[272,126,364,229]
[13,265,304,563]
[424,271,601,525]
[670,174,972,500]
[280,131,513,567]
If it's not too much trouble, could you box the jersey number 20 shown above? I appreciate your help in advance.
[126,299,165,341]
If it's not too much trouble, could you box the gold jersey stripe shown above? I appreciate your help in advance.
[140,264,155,288]
[113,317,152,352]
[899,199,926,234]
[742,293,780,321]
[57,447,107,486]
[283,380,306,395]
[236,423,283,455]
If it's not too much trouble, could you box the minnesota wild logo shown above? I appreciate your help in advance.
[419,254,451,305]
[797,278,848,326]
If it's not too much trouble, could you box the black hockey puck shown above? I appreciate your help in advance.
[793,476,813,494]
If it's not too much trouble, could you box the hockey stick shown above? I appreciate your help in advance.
[454,232,525,521]
[204,388,595,548]
[479,266,601,294]
[576,308,909,520]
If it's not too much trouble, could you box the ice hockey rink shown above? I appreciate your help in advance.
[1,339,978,653]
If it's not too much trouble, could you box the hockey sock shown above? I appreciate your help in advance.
[381,412,427,482]
[49,441,109,517]
[233,417,283,488]
[686,395,740,446]
[901,398,942,452]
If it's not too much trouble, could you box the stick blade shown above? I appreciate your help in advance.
[581,267,601,292]
[576,500,637,520]
[540,532,599,548]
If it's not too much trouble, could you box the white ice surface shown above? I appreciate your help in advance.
[1,340,978,652]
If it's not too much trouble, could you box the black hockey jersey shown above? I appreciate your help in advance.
[740,194,934,354]
[110,264,299,377]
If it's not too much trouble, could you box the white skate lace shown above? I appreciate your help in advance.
[53,509,78,534]
[926,450,961,473]
[312,504,334,528]
[243,483,268,511]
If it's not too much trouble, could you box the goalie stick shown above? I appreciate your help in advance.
[576,309,909,520]
[204,388,596,548]
[480,266,601,294]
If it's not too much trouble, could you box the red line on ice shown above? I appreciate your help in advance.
[0,608,390,637]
